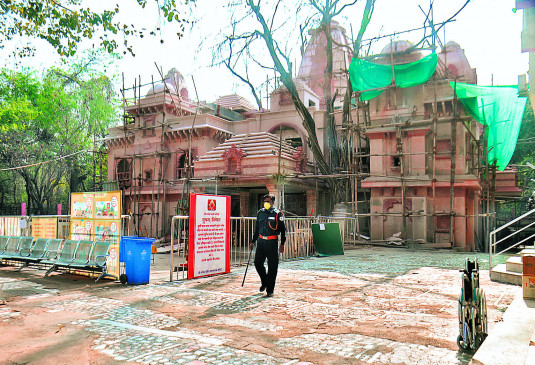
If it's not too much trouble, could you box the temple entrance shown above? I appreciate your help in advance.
[284,193,307,216]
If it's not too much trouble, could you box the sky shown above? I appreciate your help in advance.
[1,0,529,106]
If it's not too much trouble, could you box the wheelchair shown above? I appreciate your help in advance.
[457,258,488,351]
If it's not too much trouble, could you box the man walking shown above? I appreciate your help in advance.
[250,194,286,297]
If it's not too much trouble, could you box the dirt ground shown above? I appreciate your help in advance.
[0,246,519,364]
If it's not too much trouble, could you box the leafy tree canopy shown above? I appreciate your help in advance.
[0,51,120,214]
[0,0,193,57]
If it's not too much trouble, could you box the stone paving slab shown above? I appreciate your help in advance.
[0,247,519,364]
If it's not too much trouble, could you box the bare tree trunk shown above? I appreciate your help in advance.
[248,0,333,179]
[322,19,340,171]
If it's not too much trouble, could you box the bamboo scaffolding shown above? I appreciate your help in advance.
[449,80,458,247]
[109,5,495,248]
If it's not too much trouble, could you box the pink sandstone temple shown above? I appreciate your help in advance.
[105,21,521,251]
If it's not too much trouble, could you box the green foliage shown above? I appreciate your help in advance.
[0,0,193,57]
[0,51,120,214]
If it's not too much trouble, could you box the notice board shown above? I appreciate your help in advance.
[32,217,58,239]
[70,191,121,278]
[188,194,231,279]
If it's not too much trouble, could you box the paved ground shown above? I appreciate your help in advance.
[0,246,519,365]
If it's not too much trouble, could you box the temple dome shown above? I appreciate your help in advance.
[146,68,189,99]
[377,40,422,64]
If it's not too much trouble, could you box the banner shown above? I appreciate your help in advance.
[32,217,58,239]
[188,194,231,279]
[71,193,94,219]
[70,191,122,279]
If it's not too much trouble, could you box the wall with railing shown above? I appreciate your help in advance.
[489,207,535,269]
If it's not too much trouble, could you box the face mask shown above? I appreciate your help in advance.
[264,202,271,210]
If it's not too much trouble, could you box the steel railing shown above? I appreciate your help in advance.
[169,216,324,281]
[170,215,189,281]
[489,207,535,269]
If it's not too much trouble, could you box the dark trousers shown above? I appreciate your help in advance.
[254,238,279,293]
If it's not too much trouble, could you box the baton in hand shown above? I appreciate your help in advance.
[242,245,253,287]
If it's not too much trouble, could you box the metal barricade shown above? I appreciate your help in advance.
[230,217,256,266]
[169,216,319,281]
[170,215,189,281]
[279,217,314,260]
[228,217,315,264]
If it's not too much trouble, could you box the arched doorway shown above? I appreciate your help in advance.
[268,124,305,150]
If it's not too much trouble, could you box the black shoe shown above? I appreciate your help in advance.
[266,292,273,297]
[259,285,266,292]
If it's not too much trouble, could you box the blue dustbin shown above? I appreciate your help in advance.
[122,236,155,285]
[119,235,138,263]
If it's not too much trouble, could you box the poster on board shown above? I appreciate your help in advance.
[188,194,231,279]
[94,192,121,220]
[69,191,122,279]
[70,219,93,241]
[32,217,58,239]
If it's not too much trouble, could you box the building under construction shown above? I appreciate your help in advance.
[104,21,525,251]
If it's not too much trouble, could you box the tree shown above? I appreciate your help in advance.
[0,0,193,57]
[0,52,119,214]
[214,0,375,199]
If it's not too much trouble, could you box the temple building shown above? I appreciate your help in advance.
[105,21,522,250]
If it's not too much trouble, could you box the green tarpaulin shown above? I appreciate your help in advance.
[348,52,438,101]
[451,82,527,171]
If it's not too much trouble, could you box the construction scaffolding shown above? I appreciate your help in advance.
[338,20,499,251]
[114,68,197,239]
[102,9,518,252]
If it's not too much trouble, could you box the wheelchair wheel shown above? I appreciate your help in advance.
[457,334,470,351]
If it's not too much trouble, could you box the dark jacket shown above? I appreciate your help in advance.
[252,208,286,244]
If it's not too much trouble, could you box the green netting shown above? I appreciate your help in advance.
[348,52,438,101]
[451,82,527,171]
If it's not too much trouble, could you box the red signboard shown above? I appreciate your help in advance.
[188,194,231,279]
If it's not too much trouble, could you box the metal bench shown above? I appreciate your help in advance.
[0,236,9,253]
[84,241,116,282]
[0,236,35,264]
[43,239,80,276]
[1,235,116,283]
[0,237,22,260]
[45,240,91,277]
[16,237,50,270]
[45,240,116,282]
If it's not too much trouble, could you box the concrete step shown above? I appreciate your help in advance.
[490,263,522,286]
[521,248,535,257]
[471,293,535,365]
[506,256,523,273]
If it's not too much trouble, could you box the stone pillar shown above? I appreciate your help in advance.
[306,190,317,216]
[266,183,282,210]
[239,192,250,217]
